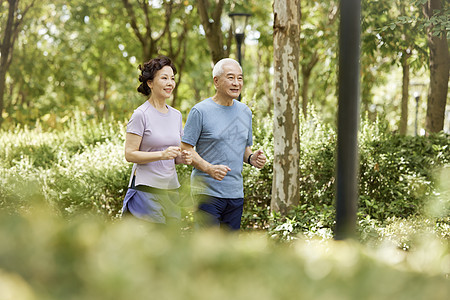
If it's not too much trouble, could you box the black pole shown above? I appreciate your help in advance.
[335,0,362,240]
[235,33,244,101]
[415,95,420,136]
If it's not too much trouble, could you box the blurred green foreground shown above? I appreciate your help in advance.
[0,116,449,299]
[0,205,449,300]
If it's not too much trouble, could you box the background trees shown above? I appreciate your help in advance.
[422,0,449,133]
[0,0,36,126]
[0,0,447,133]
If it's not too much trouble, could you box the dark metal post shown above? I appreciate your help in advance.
[335,0,362,240]
[235,33,244,66]
[235,33,244,101]
[414,93,420,136]
[229,12,251,102]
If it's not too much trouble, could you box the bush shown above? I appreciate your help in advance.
[242,117,274,230]
[0,113,448,237]
[359,118,450,219]
[242,111,449,238]
[0,208,448,300]
[0,118,130,218]
[1,115,449,299]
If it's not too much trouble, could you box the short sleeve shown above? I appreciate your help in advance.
[247,108,253,147]
[179,112,184,138]
[126,109,145,137]
[181,107,202,147]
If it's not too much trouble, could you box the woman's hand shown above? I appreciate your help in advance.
[162,146,181,160]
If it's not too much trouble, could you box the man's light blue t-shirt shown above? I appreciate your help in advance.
[182,97,253,198]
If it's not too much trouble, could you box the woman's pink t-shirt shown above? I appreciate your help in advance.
[126,101,183,189]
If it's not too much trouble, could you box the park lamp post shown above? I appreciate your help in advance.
[229,12,251,101]
[411,82,425,136]
[414,91,420,136]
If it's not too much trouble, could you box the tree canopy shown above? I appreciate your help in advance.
[0,0,448,133]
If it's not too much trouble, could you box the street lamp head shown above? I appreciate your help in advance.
[228,12,251,101]
[228,12,252,36]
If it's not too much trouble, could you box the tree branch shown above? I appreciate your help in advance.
[154,0,172,43]
[174,19,189,58]
[211,0,224,24]
[139,0,152,40]
[121,0,146,45]
[197,0,212,33]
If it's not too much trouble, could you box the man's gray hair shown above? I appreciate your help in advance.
[212,58,242,78]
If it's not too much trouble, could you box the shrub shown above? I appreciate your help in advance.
[0,119,129,218]
[0,209,448,300]
[1,113,448,238]
[44,141,131,217]
[359,118,450,219]
[243,112,449,237]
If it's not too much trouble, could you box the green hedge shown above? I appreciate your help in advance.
[0,113,448,235]
[242,112,449,236]
[0,115,449,299]
[0,209,448,300]
[0,117,130,218]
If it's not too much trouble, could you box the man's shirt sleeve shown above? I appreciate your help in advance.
[181,107,202,147]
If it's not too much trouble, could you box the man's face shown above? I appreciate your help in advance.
[214,62,243,100]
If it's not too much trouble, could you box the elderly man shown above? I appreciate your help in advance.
[181,58,266,230]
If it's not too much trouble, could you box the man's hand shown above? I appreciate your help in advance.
[250,149,267,169]
[207,164,231,181]
[181,150,193,165]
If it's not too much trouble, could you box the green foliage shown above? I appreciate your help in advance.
[359,117,449,219]
[242,116,274,229]
[269,203,335,242]
[0,114,448,241]
[0,208,448,300]
[0,116,130,218]
[242,110,449,240]
[359,215,450,250]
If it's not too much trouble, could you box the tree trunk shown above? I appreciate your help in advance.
[301,71,309,117]
[102,77,109,119]
[301,52,318,117]
[271,0,301,216]
[0,0,19,126]
[423,0,449,133]
[0,66,7,126]
[170,21,189,108]
[196,0,229,64]
[399,50,410,135]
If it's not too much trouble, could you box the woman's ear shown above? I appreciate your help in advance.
[147,80,152,90]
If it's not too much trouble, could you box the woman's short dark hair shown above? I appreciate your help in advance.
[137,56,177,96]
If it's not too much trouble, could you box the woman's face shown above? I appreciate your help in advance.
[148,66,176,99]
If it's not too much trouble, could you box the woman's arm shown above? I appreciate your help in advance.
[124,132,180,164]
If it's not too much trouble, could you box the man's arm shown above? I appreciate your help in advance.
[181,142,231,181]
[243,146,267,169]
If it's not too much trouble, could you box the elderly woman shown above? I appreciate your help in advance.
[122,55,191,225]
